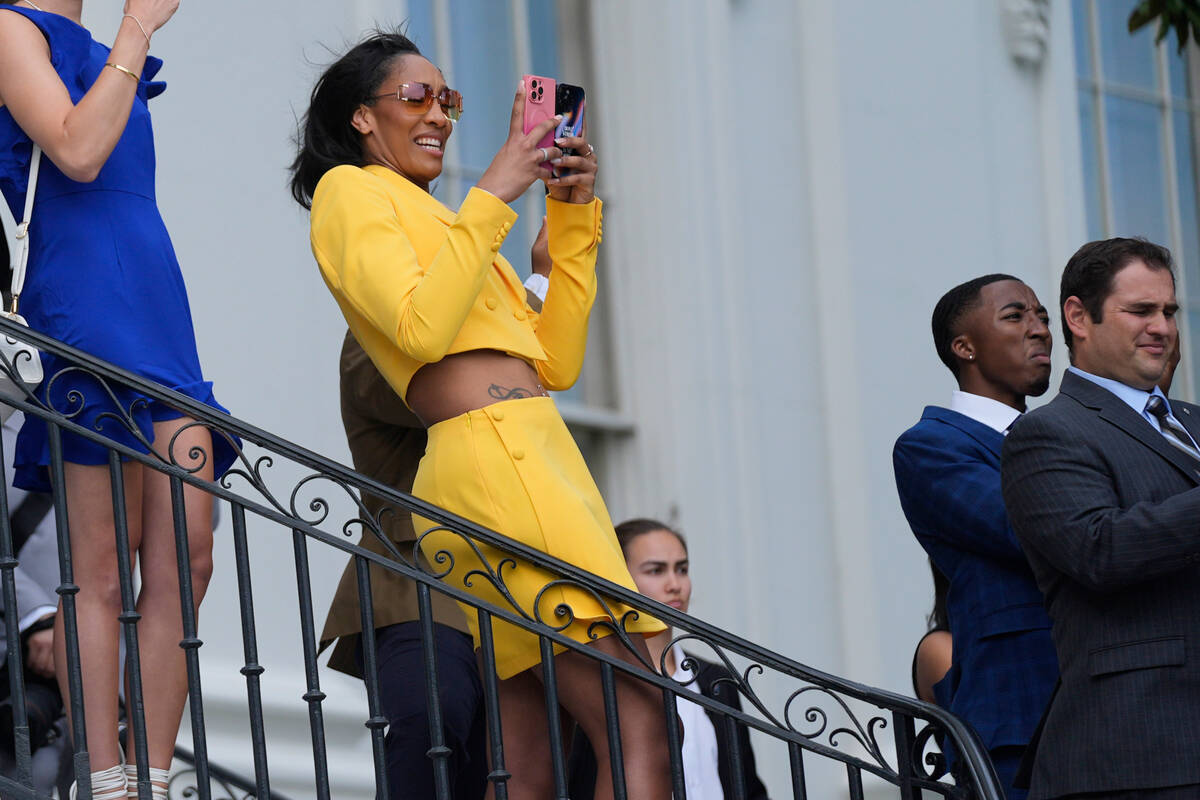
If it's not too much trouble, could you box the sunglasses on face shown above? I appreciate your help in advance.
[372,82,463,121]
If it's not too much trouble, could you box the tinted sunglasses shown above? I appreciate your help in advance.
[372,82,463,121]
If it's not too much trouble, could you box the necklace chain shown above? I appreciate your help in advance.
[22,1,46,11]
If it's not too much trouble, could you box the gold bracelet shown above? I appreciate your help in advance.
[105,62,139,82]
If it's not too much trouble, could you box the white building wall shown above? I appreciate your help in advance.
[70,1,1088,797]
[592,1,1086,796]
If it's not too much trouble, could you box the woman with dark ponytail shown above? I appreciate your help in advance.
[292,29,673,800]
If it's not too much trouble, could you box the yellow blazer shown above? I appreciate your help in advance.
[310,164,604,402]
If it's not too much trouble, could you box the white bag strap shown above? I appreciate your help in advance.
[8,145,41,314]
[0,166,20,305]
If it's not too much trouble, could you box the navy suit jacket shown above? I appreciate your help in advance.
[894,406,1058,754]
[1003,371,1200,798]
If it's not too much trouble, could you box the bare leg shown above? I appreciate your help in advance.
[483,668,559,800]
[550,634,672,800]
[123,418,214,791]
[480,657,576,800]
[486,634,671,800]
[54,461,144,772]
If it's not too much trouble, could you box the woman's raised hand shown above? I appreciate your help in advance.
[546,126,597,205]
[123,0,180,35]
[476,81,562,204]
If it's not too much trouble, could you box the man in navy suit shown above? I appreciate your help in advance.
[894,274,1059,800]
[1003,238,1200,799]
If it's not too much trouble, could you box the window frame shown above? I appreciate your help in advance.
[1075,0,1200,399]
[409,0,634,442]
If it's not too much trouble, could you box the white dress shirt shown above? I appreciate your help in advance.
[522,273,549,302]
[671,643,725,800]
[949,390,1021,434]
[1068,366,1200,450]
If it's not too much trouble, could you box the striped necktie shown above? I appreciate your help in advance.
[1145,395,1200,461]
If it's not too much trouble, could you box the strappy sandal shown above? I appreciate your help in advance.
[69,764,127,800]
[123,764,170,799]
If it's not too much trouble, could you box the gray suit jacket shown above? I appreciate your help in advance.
[1002,370,1200,798]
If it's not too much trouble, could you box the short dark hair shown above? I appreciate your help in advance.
[289,30,423,210]
[614,518,688,557]
[930,274,1021,377]
[1059,237,1174,352]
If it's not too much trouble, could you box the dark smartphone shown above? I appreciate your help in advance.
[554,83,585,176]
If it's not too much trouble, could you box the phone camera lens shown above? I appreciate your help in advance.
[536,87,543,98]
[530,92,537,101]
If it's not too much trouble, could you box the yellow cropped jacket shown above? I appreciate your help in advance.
[310,164,603,401]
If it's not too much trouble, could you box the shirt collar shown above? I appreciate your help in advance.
[1067,365,1167,417]
[949,390,1021,434]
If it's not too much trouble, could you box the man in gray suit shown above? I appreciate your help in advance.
[1002,237,1200,799]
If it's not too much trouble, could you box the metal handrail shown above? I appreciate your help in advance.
[0,315,1004,799]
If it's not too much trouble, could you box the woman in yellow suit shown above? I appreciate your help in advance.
[290,32,671,799]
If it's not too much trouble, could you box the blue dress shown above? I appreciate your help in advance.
[0,7,238,490]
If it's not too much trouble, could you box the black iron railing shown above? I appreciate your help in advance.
[0,317,1003,800]
[169,744,294,800]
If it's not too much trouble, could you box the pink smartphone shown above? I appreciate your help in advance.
[522,74,557,171]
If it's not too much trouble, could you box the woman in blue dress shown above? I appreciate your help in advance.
[0,1,237,798]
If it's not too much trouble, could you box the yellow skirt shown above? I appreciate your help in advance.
[412,396,664,678]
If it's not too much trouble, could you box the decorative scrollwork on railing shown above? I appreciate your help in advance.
[220,451,288,515]
[664,632,780,722]
[656,626,910,777]
[912,720,949,781]
[412,524,533,621]
[2,356,413,568]
[783,686,891,773]
[165,418,218,475]
[287,471,339,527]
[659,630,915,779]
[533,577,657,670]
[42,365,160,454]
[3,359,221,477]
[217,441,415,565]
[0,339,44,402]
[165,768,259,800]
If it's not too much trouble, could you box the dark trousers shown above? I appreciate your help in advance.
[358,622,487,800]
